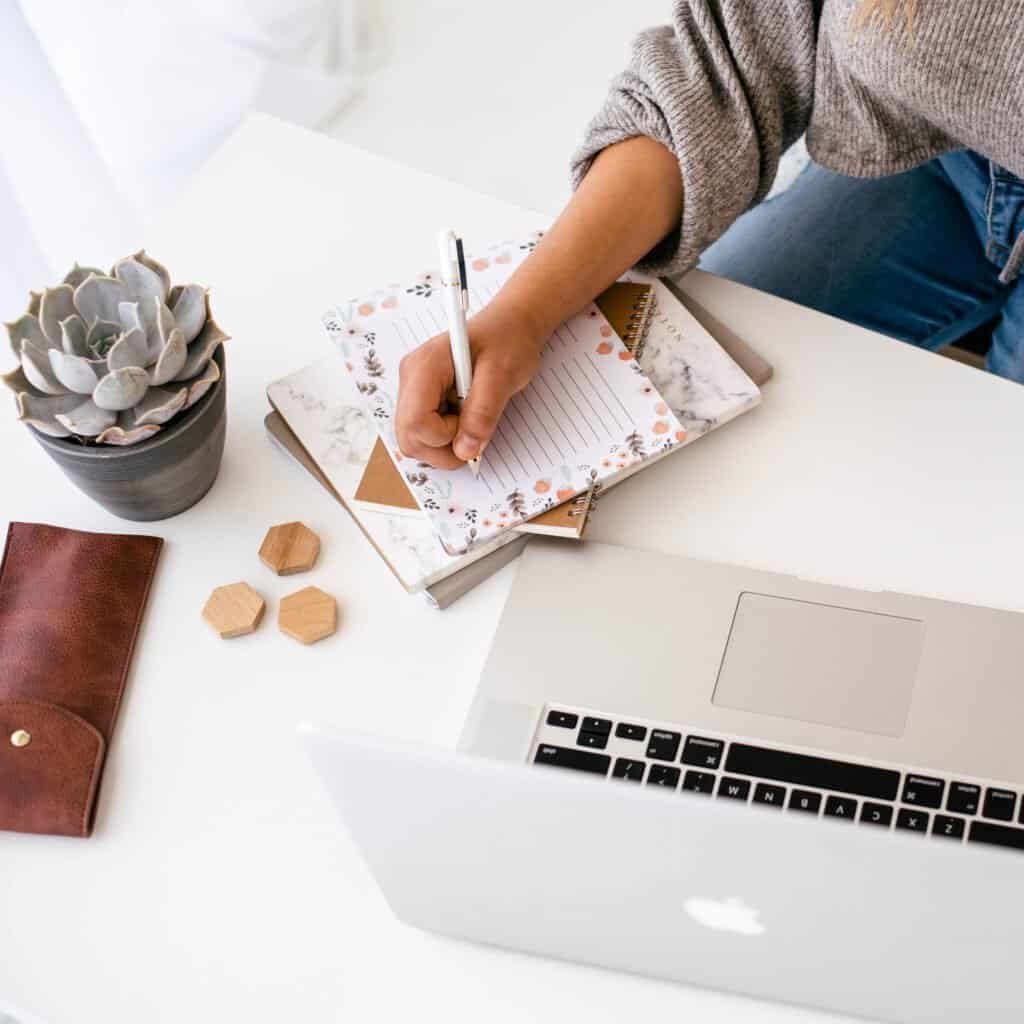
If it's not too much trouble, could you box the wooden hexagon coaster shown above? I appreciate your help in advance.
[279,585,337,645]
[202,582,266,639]
[259,521,320,576]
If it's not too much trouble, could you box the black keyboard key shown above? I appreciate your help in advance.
[902,774,945,809]
[534,744,610,775]
[932,815,965,840]
[682,770,716,795]
[577,731,608,750]
[647,764,681,789]
[969,821,1024,851]
[725,743,899,801]
[860,802,893,827]
[615,722,647,741]
[646,730,682,762]
[947,782,980,816]
[983,788,1016,821]
[896,808,929,833]
[752,783,786,808]
[546,710,578,729]
[824,796,857,821]
[581,716,611,736]
[681,735,725,769]
[717,776,751,801]
[789,789,822,814]
[612,757,645,782]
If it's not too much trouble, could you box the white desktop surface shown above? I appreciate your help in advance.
[2,115,1023,1024]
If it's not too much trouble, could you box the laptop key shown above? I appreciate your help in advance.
[902,774,945,809]
[717,776,751,801]
[896,808,929,833]
[647,764,681,789]
[612,758,645,782]
[932,814,965,840]
[546,710,578,729]
[968,821,1024,851]
[615,722,647,741]
[646,730,682,762]
[581,716,612,736]
[788,789,822,814]
[752,783,786,808]
[859,802,893,827]
[682,770,715,795]
[534,744,610,775]
[947,782,980,816]
[577,731,608,750]
[982,788,1016,821]
[681,736,725,769]
[824,796,857,821]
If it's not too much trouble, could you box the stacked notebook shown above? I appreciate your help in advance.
[267,237,768,606]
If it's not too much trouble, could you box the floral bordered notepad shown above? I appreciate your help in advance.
[324,238,694,554]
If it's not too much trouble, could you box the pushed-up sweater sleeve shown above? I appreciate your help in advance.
[571,0,820,276]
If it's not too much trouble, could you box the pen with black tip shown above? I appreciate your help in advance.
[438,229,480,476]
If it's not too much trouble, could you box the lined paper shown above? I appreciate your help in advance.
[325,239,685,553]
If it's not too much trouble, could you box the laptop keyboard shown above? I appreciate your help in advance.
[530,705,1024,853]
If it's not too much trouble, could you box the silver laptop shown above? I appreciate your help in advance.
[303,540,1024,1022]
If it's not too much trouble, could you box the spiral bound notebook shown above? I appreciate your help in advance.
[349,281,657,537]
[323,238,759,555]
[272,271,765,596]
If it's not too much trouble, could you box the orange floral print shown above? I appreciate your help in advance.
[600,325,613,337]
[655,402,669,415]
[471,258,490,272]
[653,420,669,435]
[534,479,551,494]
[675,430,687,442]
[556,487,575,501]
[357,302,375,316]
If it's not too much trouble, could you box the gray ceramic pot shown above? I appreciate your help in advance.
[30,347,227,521]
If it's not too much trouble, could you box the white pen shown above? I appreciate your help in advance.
[438,229,480,475]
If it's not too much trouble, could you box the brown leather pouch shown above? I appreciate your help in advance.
[0,522,162,837]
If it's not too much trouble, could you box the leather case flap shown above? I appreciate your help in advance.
[0,699,106,837]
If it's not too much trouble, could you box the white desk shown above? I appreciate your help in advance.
[3,115,1024,1024]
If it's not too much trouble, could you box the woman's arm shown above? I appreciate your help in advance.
[395,136,682,468]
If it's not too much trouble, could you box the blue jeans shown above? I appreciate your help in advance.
[700,151,1024,382]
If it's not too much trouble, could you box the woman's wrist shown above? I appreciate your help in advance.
[472,293,551,354]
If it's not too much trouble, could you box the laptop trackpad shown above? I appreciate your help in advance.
[712,593,924,737]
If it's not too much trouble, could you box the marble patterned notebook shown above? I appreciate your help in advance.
[323,239,758,555]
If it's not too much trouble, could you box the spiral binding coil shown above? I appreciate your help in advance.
[624,290,657,360]
[567,492,590,518]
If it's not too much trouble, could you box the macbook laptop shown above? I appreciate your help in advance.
[303,540,1024,1021]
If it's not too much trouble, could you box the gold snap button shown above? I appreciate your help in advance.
[10,729,31,748]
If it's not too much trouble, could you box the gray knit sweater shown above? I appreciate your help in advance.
[571,0,1024,279]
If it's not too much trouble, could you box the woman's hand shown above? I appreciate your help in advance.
[395,300,543,469]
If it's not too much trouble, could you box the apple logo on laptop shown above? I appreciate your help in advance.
[684,897,765,936]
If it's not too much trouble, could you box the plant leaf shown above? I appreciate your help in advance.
[5,314,50,360]
[39,285,76,348]
[106,327,149,371]
[113,254,168,305]
[60,314,88,356]
[170,284,206,344]
[92,366,148,411]
[20,339,65,395]
[54,398,118,437]
[131,251,171,298]
[181,352,221,408]
[96,414,161,446]
[149,328,187,385]
[16,391,82,437]
[73,274,129,326]
[63,263,105,290]
[48,348,104,394]
[132,385,187,426]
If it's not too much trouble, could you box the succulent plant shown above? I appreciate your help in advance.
[2,251,228,445]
